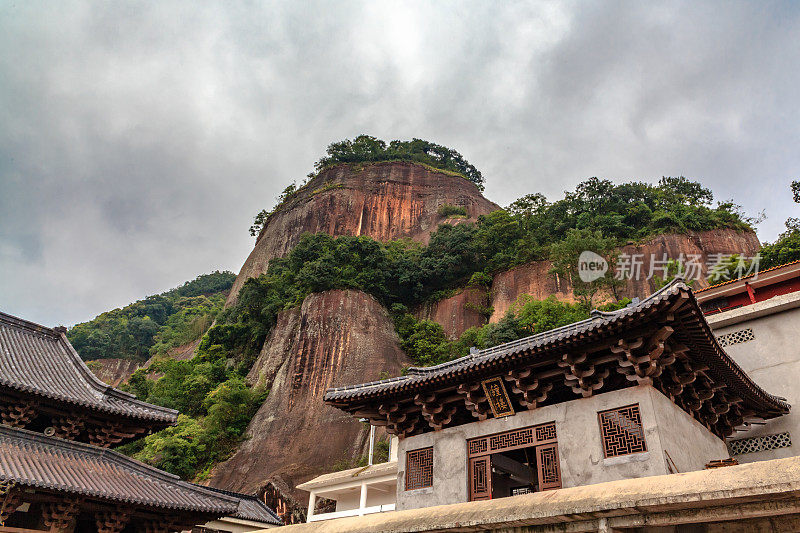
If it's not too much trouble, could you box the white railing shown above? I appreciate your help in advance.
[308,504,396,522]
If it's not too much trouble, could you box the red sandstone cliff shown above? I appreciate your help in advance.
[414,286,490,339]
[209,290,409,500]
[211,162,761,508]
[227,162,500,305]
[417,229,761,337]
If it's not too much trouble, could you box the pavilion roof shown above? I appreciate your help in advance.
[0,311,177,426]
[192,484,283,526]
[324,280,789,436]
[0,425,237,514]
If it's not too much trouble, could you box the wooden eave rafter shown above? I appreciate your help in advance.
[330,286,789,440]
[0,390,153,447]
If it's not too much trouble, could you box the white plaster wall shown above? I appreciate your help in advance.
[709,306,800,463]
[646,386,729,472]
[397,385,723,511]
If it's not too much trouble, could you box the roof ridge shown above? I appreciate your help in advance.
[696,259,800,293]
[0,425,239,503]
[0,308,178,423]
[394,280,686,380]
[0,310,59,337]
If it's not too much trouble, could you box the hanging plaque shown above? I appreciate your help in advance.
[481,376,515,418]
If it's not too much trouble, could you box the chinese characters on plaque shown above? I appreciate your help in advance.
[481,376,515,418]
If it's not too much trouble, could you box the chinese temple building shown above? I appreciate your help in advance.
[322,280,790,512]
[0,311,281,533]
[697,259,800,463]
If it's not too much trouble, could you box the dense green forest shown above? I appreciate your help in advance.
[67,271,235,361]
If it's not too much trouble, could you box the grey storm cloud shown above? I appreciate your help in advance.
[1,0,798,326]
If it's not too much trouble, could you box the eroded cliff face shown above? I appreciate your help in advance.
[210,289,409,501]
[414,286,490,339]
[227,162,500,305]
[414,229,760,337]
[86,358,141,387]
[489,228,760,323]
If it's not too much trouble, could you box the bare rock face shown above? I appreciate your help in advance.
[489,229,761,323]
[414,287,490,340]
[85,358,141,387]
[210,289,409,501]
[489,262,576,323]
[227,162,500,305]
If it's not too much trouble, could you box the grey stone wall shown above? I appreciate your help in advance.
[707,294,800,463]
[396,385,727,511]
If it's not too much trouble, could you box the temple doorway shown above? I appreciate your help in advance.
[467,423,561,501]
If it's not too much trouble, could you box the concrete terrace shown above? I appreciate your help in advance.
[274,455,800,532]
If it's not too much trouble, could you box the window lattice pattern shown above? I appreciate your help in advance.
[405,447,433,490]
[729,432,791,455]
[599,404,647,457]
[488,427,534,451]
[471,457,489,494]
[535,423,557,442]
[717,328,755,347]
[538,446,560,485]
[468,439,487,456]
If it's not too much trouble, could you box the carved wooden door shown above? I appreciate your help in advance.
[536,443,562,490]
[468,456,492,501]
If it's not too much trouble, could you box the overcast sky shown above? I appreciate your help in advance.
[1,1,799,327]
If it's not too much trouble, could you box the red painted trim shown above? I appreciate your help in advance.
[745,283,756,304]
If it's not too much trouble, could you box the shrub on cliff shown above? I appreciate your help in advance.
[314,135,485,190]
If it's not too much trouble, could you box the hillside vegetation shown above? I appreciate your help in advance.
[67,138,765,482]
[117,173,754,480]
[68,271,235,361]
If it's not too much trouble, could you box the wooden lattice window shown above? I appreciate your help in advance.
[406,447,433,490]
[535,422,557,443]
[599,404,647,458]
[468,422,557,458]
[537,443,562,490]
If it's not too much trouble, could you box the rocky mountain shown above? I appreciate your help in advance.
[228,161,500,305]
[67,153,763,516]
[420,228,762,339]
[211,290,408,495]
[206,162,760,508]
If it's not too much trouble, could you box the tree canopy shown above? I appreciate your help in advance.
[68,271,235,361]
[315,135,485,190]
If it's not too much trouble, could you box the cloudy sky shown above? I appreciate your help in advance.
[1,1,798,327]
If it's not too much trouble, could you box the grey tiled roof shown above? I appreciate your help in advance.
[0,311,177,424]
[193,485,283,526]
[0,425,239,514]
[324,280,790,415]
